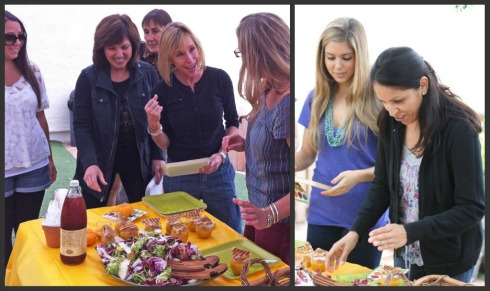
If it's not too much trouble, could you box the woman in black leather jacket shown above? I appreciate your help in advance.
[73,14,164,208]
[326,47,484,283]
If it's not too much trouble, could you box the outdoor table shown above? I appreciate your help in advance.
[5,201,289,286]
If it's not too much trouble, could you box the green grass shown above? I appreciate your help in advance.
[40,141,249,218]
[39,141,76,218]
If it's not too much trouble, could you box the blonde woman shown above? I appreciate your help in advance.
[144,22,242,233]
[222,12,291,265]
[295,17,388,269]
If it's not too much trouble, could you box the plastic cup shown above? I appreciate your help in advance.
[195,222,213,239]
[311,256,326,272]
[42,225,60,248]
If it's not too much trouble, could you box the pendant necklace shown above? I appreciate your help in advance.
[324,84,345,147]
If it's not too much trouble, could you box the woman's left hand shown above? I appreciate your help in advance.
[321,170,359,196]
[232,198,268,230]
[152,159,164,184]
[199,153,224,174]
[48,157,57,183]
[368,223,407,251]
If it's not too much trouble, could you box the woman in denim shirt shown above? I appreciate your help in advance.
[73,14,164,208]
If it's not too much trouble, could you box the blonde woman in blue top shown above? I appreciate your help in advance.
[295,17,388,269]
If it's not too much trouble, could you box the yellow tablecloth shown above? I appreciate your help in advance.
[5,201,288,286]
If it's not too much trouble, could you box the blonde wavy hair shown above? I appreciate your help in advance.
[157,22,206,86]
[309,17,381,150]
[236,12,290,121]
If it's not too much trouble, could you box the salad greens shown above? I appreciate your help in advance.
[96,234,204,286]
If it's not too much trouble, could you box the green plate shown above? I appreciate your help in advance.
[332,272,372,283]
[295,240,306,247]
[142,192,207,216]
[200,238,281,279]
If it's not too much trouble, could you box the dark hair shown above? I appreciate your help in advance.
[371,46,482,155]
[141,9,172,64]
[141,9,172,28]
[92,14,141,70]
[5,10,41,107]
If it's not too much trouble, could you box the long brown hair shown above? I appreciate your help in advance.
[372,46,482,156]
[236,12,290,121]
[309,17,380,150]
[5,11,41,108]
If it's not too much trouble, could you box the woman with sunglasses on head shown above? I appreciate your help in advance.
[144,22,242,234]
[221,13,291,264]
[73,14,164,209]
[4,10,57,267]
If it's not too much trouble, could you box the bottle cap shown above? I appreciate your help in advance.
[70,180,80,187]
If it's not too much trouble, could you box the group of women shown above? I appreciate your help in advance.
[295,17,484,283]
[4,6,484,284]
[5,9,291,267]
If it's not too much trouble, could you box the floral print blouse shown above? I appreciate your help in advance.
[398,145,424,266]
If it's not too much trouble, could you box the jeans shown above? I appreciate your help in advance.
[394,255,475,283]
[307,224,382,269]
[5,190,45,267]
[163,156,242,233]
[5,165,51,197]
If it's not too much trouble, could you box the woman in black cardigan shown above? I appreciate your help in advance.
[326,46,484,283]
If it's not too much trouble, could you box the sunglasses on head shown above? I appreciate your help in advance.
[5,32,27,46]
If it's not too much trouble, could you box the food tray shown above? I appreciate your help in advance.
[367,264,409,286]
[95,235,221,286]
[142,192,207,216]
[200,238,281,279]
[103,209,147,221]
[164,158,210,177]
[294,182,308,203]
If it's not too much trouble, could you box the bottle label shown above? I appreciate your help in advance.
[60,228,87,257]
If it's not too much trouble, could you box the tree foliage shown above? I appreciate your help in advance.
[455,5,472,12]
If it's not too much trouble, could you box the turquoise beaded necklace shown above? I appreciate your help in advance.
[324,84,345,147]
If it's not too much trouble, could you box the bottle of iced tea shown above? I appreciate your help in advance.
[60,180,87,265]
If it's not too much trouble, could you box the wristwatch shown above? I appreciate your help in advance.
[147,125,162,136]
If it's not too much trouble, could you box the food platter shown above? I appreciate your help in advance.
[103,209,147,222]
[142,192,207,216]
[294,183,308,203]
[108,268,222,287]
[95,234,225,286]
[200,238,281,279]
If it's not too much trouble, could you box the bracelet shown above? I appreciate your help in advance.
[271,202,279,223]
[147,125,162,136]
[261,207,273,228]
[218,150,227,165]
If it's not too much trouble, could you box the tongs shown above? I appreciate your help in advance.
[169,255,228,280]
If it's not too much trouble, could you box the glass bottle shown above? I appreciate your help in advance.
[60,180,87,265]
